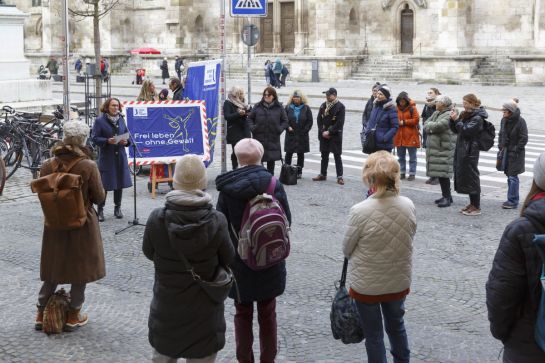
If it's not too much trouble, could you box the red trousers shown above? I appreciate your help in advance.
[234,298,277,363]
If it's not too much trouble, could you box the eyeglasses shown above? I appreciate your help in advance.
[263,93,272,97]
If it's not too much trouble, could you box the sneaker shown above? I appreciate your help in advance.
[400,173,406,180]
[460,204,472,213]
[337,177,345,185]
[35,310,44,331]
[429,177,440,185]
[64,308,88,332]
[502,201,518,209]
[462,205,482,216]
[312,174,326,181]
[407,175,415,181]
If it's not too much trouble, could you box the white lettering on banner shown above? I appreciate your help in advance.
[133,107,148,117]
[204,63,216,86]
[235,0,263,9]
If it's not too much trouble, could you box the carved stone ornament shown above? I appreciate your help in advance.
[382,0,427,10]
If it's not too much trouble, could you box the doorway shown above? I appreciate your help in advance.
[400,5,414,54]
[261,3,274,52]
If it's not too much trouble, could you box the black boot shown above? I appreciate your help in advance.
[297,166,302,179]
[97,206,105,222]
[437,196,453,208]
[114,206,123,219]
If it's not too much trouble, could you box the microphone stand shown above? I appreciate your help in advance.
[115,114,146,235]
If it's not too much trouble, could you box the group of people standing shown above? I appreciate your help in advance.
[264,58,289,88]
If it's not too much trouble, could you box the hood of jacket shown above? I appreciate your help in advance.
[381,99,396,110]
[523,197,545,232]
[215,165,271,201]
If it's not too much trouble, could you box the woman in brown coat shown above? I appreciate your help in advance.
[35,121,106,332]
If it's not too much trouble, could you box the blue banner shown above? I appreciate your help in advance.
[183,59,221,167]
[124,102,208,163]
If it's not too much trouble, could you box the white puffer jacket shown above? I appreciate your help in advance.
[342,191,416,296]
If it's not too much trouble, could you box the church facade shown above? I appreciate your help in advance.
[10,0,545,84]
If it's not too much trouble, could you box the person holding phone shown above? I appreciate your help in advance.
[91,98,132,222]
[224,86,251,170]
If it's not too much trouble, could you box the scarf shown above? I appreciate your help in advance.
[290,103,304,124]
[106,112,120,126]
[227,90,248,110]
[165,189,213,207]
[324,98,339,116]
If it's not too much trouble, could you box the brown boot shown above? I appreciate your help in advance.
[35,309,44,331]
[64,308,88,331]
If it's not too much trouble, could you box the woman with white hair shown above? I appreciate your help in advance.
[424,95,457,208]
[284,89,313,178]
[35,120,106,332]
[223,86,251,170]
[342,151,416,363]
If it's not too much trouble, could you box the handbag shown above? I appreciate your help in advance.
[496,148,507,172]
[330,258,365,344]
[362,129,377,155]
[163,213,235,304]
[279,161,298,185]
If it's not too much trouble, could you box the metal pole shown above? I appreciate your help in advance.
[220,0,227,173]
[247,43,251,104]
[61,0,70,121]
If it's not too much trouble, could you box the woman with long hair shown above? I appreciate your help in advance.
[223,86,251,170]
[136,80,158,101]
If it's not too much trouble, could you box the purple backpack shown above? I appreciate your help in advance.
[236,177,290,270]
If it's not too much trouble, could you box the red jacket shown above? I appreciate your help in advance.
[394,99,420,147]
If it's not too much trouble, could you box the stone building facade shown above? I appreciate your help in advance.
[8,0,545,84]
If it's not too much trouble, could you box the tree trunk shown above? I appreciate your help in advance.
[94,1,102,115]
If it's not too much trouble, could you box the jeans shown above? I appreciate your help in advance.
[38,282,86,310]
[234,298,277,363]
[397,147,417,175]
[285,152,304,169]
[507,175,520,205]
[320,151,343,178]
[355,299,410,363]
[151,349,217,363]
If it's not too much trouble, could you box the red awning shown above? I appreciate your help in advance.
[129,47,161,55]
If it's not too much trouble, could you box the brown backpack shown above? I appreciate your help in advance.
[30,157,87,230]
[43,288,70,334]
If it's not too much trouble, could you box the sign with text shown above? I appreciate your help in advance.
[231,0,267,17]
[123,101,210,165]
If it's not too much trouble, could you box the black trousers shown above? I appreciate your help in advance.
[100,189,123,208]
[266,161,275,175]
[320,151,343,178]
[469,193,481,209]
[285,152,304,169]
[231,144,238,170]
[438,177,451,198]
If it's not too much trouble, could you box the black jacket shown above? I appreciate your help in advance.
[361,97,374,129]
[223,100,251,145]
[450,107,487,195]
[498,109,529,177]
[317,101,345,154]
[486,196,545,362]
[248,100,289,162]
[143,198,235,359]
[284,103,313,154]
[215,165,291,303]
[160,60,169,79]
[172,86,183,101]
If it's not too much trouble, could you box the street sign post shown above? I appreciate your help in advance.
[241,24,259,104]
[230,0,267,17]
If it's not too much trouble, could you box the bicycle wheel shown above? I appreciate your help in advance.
[3,147,22,180]
[0,157,5,196]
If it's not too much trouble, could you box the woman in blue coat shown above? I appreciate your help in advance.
[91,98,132,221]
[364,85,399,152]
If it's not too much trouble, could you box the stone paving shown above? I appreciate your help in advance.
[1,78,540,361]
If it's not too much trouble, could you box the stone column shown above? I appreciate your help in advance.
[294,0,307,54]
[41,0,62,55]
[313,0,337,56]
[436,0,472,54]
[273,0,281,53]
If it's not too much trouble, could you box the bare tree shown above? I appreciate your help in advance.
[70,0,121,113]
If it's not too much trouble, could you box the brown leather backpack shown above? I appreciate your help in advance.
[31,157,87,230]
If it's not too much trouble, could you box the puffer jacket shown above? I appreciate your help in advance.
[343,191,417,295]
[248,99,289,162]
[424,107,456,178]
[450,106,487,195]
[365,99,399,151]
[486,196,545,362]
[498,108,528,177]
[394,93,420,148]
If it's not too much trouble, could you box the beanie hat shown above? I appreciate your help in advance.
[235,138,264,166]
[502,99,518,113]
[378,85,391,99]
[534,152,545,190]
[435,95,453,107]
[372,82,381,91]
[173,154,207,191]
[63,120,89,146]
[463,93,481,107]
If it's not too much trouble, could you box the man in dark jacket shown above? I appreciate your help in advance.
[498,99,528,209]
[174,56,183,79]
[216,138,291,363]
[313,87,346,185]
[144,155,235,362]
[486,152,545,363]
[169,77,184,100]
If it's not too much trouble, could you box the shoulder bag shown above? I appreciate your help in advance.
[362,129,377,155]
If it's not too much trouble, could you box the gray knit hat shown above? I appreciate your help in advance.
[534,152,545,190]
[173,154,207,191]
[63,121,89,146]
[435,95,452,107]
[502,100,518,114]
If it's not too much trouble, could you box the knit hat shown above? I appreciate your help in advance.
[63,120,89,146]
[372,82,381,91]
[502,100,518,113]
[378,85,391,99]
[463,93,481,107]
[173,154,207,191]
[435,95,453,107]
[534,152,545,190]
[234,138,264,166]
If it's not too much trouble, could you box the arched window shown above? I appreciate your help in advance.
[195,15,204,33]
[349,8,358,33]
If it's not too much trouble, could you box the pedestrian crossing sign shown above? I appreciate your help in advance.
[231,0,267,17]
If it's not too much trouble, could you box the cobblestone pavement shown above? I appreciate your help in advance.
[2,78,538,361]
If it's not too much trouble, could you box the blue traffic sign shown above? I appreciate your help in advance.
[231,0,267,17]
